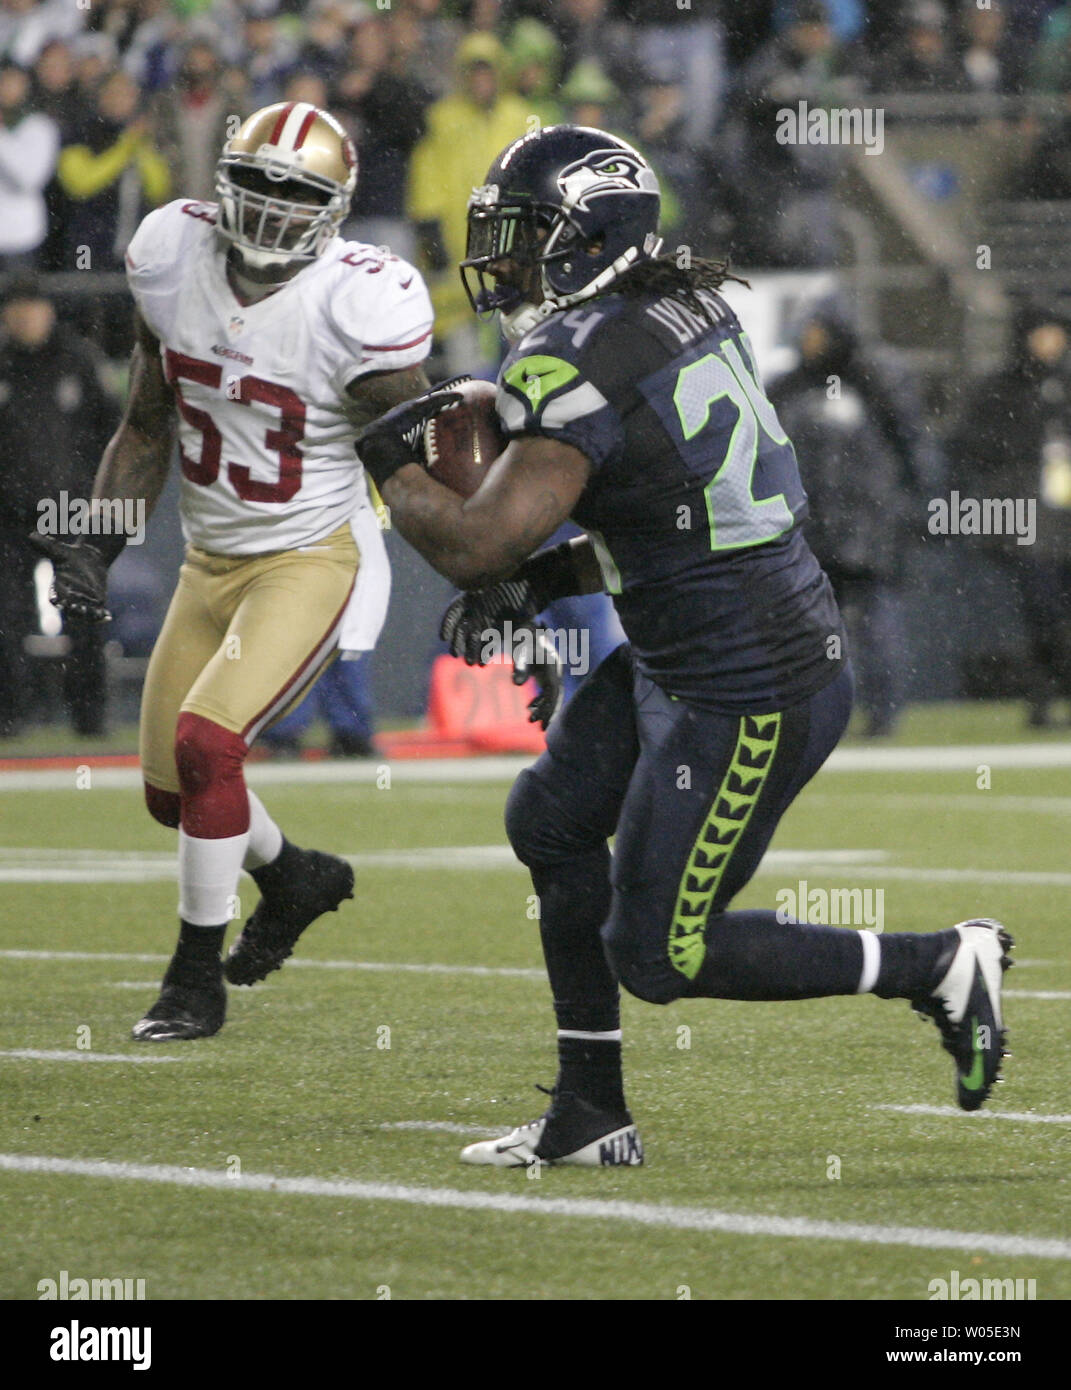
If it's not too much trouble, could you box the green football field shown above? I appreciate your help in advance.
[1,703,1069,1302]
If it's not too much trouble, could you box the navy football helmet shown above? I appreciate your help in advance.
[460,125,662,325]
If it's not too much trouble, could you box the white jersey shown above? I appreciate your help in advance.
[125,198,433,557]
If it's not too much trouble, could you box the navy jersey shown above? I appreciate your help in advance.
[495,286,846,712]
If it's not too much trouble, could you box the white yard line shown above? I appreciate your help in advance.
[752,862,1071,888]
[379,1121,500,1136]
[4,742,1071,793]
[0,949,545,979]
[0,845,523,881]
[874,1104,1071,1126]
[810,791,1071,816]
[296,959,545,979]
[0,1049,186,1064]
[826,743,1071,772]
[0,845,886,883]
[0,758,533,792]
[4,844,1070,891]
[2,950,1066,991]
[0,950,168,964]
[0,1152,1067,1260]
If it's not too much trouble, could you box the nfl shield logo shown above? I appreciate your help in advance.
[227,314,245,337]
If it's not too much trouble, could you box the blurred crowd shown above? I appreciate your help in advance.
[3,0,1071,741]
[3,0,1071,286]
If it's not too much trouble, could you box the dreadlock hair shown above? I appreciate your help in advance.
[603,253,750,323]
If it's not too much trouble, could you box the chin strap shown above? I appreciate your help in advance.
[499,235,666,342]
[542,234,666,314]
[500,299,557,344]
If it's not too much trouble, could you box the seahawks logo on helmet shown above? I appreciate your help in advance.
[556,149,659,213]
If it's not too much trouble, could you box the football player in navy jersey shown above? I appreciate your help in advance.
[358,126,1011,1167]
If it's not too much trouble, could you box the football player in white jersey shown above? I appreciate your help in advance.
[33,102,435,1041]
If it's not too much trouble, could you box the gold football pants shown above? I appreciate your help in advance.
[139,524,358,793]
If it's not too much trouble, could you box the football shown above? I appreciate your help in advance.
[424,379,508,499]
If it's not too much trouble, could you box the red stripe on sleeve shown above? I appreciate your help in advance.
[361,328,433,356]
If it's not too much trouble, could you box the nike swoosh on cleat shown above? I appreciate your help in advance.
[491,1143,533,1166]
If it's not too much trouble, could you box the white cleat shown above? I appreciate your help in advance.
[460,1091,644,1167]
[912,917,1014,1111]
[461,1118,643,1167]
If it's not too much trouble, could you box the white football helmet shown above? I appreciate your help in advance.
[215,102,357,273]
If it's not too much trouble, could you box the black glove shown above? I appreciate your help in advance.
[512,625,564,730]
[28,533,116,623]
[439,540,581,665]
[356,376,470,489]
[440,577,543,665]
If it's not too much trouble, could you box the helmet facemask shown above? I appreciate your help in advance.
[462,198,546,318]
[460,191,599,323]
[216,157,348,275]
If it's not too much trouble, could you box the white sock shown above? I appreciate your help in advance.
[243,791,283,870]
[179,828,250,926]
[856,930,881,994]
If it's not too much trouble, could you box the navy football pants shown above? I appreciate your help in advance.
[505,646,856,1021]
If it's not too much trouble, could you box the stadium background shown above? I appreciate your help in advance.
[2,0,1071,731]
[2,0,1070,1313]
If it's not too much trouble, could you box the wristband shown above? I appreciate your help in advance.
[83,530,127,566]
[517,540,582,607]
[361,443,418,491]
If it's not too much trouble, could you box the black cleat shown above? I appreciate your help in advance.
[224,847,354,985]
[912,918,1014,1111]
[460,1086,643,1167]
[132,955,225,1041]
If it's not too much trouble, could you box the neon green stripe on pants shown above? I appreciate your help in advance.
[668,712,782,981]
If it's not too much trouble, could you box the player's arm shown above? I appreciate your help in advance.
[30,310,176,620]
[357,378,608,664]
[373,434,592,590]
[341,363,432,433]
[92,310,175,520]
[436,499,604,666]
